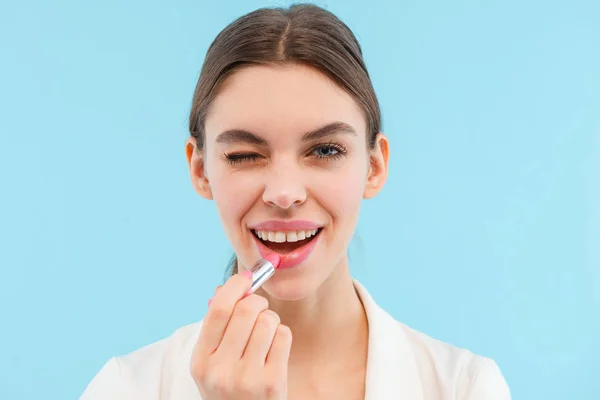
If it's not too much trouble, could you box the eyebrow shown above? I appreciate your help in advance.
[215,121,357,145]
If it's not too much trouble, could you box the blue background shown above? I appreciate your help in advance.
[1,0,598,398]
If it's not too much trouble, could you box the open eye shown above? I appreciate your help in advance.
[309,142,347,160]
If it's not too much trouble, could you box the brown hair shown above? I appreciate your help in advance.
[188,3,382,276]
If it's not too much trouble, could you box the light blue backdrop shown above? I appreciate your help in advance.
[1,0,598,399]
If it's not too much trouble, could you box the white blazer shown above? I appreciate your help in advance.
[81,280,511,399]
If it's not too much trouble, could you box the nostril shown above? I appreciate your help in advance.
[264,194,304,209]
[262,182,307,209]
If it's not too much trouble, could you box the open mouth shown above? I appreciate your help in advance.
[252,228,323,254]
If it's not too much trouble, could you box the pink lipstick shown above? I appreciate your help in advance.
[248,253,281,293]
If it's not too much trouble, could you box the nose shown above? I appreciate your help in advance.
[262,161,307,209]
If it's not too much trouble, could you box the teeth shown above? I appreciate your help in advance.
[287,232,298,242]
[255,229,320,243]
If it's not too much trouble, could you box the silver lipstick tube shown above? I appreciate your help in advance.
[249,258,276,293]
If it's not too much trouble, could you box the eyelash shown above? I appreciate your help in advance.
[222,142,348,165]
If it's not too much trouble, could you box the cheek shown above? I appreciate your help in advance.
[208,165,259,238]
[312,161,367,226]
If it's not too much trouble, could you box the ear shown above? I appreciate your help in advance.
[185,137,213,200]
[363,133,389,199]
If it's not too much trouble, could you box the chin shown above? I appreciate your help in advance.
[257,259,330,301]
[260,277,315,301]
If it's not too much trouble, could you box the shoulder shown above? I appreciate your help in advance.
[354,280,510,399]
[397,320,511,399]
[80,321,203,400]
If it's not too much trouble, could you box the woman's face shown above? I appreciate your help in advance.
[187,64,388,300]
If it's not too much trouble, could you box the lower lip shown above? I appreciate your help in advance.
[252,231,321,270]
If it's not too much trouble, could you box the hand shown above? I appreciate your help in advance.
[190,271,292,400]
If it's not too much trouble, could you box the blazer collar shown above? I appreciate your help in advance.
[354,280,423,400]
[174,280,423,399]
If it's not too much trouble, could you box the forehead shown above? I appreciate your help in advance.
[204,64,366,140]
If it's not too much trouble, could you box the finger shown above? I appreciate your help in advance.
[216,294,269,360]
[242,309,280,364]
[207,286,222,306]
[265,324,292,370]
[196,271,253,356]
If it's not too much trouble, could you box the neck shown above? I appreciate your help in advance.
[263,257,369,366]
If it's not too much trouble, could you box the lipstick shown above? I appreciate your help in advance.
[248,253,281,293]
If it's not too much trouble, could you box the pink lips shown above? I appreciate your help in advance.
[249,220,323,270]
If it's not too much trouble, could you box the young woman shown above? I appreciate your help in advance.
[82,4,510,399]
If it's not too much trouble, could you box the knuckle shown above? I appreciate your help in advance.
[234,373,260,395]
[189,357,207,381]
[276,324,292,342]
[191,361,232,396]
[233,302,255,318]
[233,294,267,318]
[247,293,269,309]
[208,305,231,323]
[256,295,269,309]
[257,309,280,328]
[207,367,231,394]
[265,380,284,396]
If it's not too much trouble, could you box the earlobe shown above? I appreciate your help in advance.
[185,137,214,200]
[363,133,389,199]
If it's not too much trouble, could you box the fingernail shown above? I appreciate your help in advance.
[241,270,253,280]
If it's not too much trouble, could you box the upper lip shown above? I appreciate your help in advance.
[249,220,323,231]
